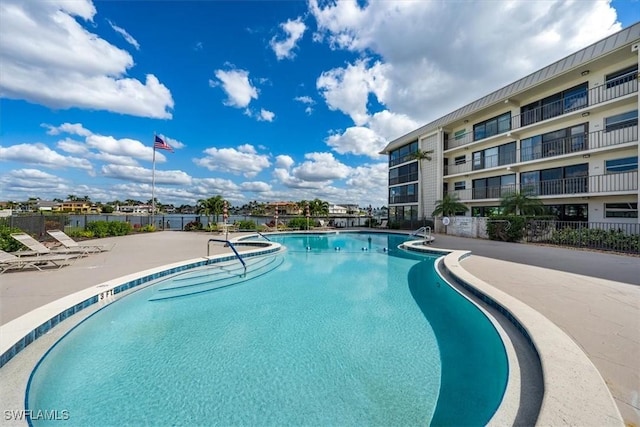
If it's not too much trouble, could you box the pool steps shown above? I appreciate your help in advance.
[148,255,284,301]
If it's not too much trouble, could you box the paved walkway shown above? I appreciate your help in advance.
[0,230,638,424]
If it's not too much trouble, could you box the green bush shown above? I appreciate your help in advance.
[141,225,156,232]
[236,220,257,230]
[486,215,527,242]
[287,217,310,230]
[86,220,132,237]
[184,221,203,231]
[0,226,26,252]
[550,226,639,252]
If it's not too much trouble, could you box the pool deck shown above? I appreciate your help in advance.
[0,230,638,425]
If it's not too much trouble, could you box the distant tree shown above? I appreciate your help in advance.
[67,194,77,201]
[500,191,544,216]
[102,205,115,214]
[197,195,225,224]
[309,198,329,216]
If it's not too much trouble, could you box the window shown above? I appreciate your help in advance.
[520,124,587,162]
[520,83,588,126]
[389,141,418,166]
[605,157,638,173]
[521,135,542,162]
[605,110,638,132]
[472,206,501,217]
[454,181,466,190]
[605,65,638,89]
[546,204,588,221]
[454,155,466,165]
[523,163,588,196]
[605,202,638,218]
[454,129,467,140]
[389,162,418,185]
[473,112,511,141]
[472,142,515,170]
[472,174,515,199]
[389,184,418,204]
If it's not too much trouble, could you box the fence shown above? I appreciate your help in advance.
[524,220,639,254]
[0,214,373,239]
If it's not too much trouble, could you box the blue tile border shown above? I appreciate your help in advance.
[0,244,281,369]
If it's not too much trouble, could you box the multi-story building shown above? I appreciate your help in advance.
[382,23,639,229]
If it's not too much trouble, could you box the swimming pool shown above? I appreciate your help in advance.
[26,232,508,426]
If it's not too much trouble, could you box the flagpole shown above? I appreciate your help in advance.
[151,133,156,228]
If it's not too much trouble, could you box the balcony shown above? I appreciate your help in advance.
[446,71,637,151]
[443,125,638,176]
[446,171,637,201]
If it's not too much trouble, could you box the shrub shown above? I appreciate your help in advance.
[287,217,309,230]
[86,220,132,238]
[486,215,527,242]
[184,221,203,231]
[0,226,26,252]
[550,226,639,252]
[141,225,156,232]
[236,220,257,230]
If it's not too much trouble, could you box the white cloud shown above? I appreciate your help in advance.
[0,143,93,170]
[0,168,69,191]
[0,0,174,119]
[101,165,192,185]
[291,152,351,181]
[270,17,306,60]
[86,135,162,163]
[309,0,621,126]
[275,155,294,169]
[43,122,92,137]
[317,59,390,126]
[57,138,90,155]
[325,126,386,159]
[107,19,140,50]
[258,109,275,122]
[194,144,271,178]
[294,95,315,115]
[210,68,258,108]
[241,181,271,192]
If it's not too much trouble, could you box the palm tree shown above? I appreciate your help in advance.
[411,149,434,225]
[197,195,225,225]
[432,193,468,233]
[500,191,544,215]
[309,198,329,217]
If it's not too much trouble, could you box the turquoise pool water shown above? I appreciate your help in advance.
[26,233,507,426]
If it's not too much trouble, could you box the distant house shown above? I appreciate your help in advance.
[117,205,152,214]
[329,204,347,215]
[53,201,98,213]
[267,201,302,216]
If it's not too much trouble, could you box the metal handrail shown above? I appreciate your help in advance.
[255,231,271,241]
[411,226,432,243]
[207,238,246,273]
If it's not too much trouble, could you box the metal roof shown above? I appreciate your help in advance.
[381,21,640,153]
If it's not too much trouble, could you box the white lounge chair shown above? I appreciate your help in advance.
[46,229,114,253]
[376,220,388,229]
[10,232,88,257]
[0,249,76,274]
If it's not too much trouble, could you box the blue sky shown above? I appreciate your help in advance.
[1,0,638,208]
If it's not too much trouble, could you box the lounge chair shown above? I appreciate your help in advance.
[46,229,113,253]
[10,232,89,257]
[376,220,388,229]
[0,249,76,274]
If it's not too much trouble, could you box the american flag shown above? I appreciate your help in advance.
[154,135,174,152]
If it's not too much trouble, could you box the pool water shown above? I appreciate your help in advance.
[27,233,507,426]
